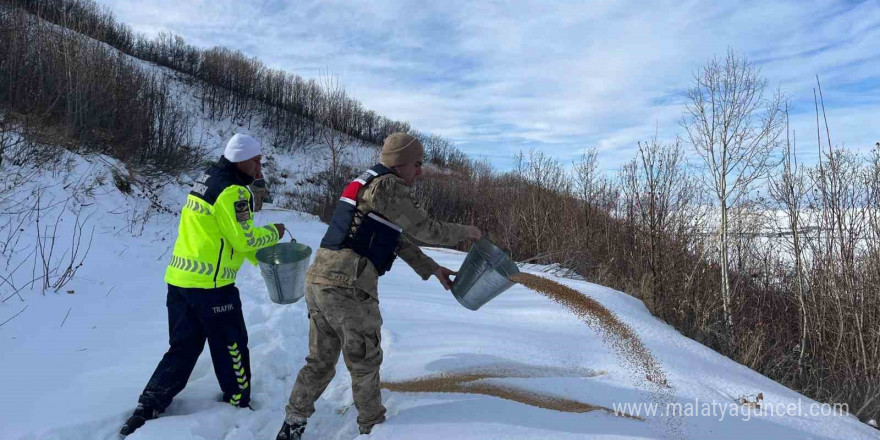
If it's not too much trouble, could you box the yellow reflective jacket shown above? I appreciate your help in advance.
[165,157,279,289]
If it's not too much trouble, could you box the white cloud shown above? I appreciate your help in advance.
[99,0,880,171]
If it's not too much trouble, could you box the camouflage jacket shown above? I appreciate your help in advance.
[306,173,470,298]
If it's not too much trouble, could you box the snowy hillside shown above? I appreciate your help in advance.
[2,150,877,440]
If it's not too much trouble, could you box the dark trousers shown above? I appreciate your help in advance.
[139,284,251,411]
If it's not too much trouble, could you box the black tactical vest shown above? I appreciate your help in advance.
[319,164,402,275]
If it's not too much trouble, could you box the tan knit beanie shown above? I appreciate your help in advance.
[381,133,424,167]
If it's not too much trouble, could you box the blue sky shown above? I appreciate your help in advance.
[100,0,880,171]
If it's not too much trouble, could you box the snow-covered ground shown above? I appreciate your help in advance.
[2,152,877,440]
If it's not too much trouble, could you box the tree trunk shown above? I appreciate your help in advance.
[791,209,808,375]
[720,199,733,332]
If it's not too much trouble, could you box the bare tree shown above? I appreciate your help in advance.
[682,49,786,332]
[768,108,811,374]
[618,138,699,316]
[317,72,349,177]
[573,148,601,226]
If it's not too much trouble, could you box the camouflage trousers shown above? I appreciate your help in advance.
[285,283,386,427]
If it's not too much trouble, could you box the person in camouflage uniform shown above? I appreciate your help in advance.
[249,174,269,212]
[275,133,481,439]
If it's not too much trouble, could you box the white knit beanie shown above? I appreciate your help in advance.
[224,134,262,163]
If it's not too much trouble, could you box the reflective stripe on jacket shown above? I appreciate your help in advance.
[165,156,279,289]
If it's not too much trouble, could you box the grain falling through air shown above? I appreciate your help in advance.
[510,273,682,438]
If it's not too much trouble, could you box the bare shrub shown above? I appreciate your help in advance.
[32,186,95,293]
[5,0,414,148]
[0,5,203,175]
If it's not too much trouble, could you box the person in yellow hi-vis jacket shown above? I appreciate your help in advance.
[120,134,285,437]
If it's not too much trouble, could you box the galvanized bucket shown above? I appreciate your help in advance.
[256,242,312,304]
[451,238,520,311]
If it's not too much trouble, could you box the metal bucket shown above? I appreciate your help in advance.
[256,242,312,304]
[451,238,520,311]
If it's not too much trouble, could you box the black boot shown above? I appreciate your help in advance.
[219,393,253,410]
[120,403,159,437]
[276,419,306,440]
